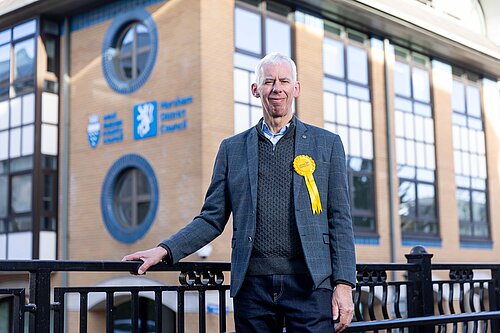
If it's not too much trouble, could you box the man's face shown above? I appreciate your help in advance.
[251,61,300,123]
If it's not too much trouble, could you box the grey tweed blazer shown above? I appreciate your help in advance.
[161,117,356,297]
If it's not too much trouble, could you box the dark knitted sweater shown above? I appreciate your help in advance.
[246,122,307,275]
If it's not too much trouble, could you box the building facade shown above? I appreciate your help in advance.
[0,0,499,331]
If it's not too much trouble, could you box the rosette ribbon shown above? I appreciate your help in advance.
[293,155,322,214]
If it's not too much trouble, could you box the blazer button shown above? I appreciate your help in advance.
[248,237,253,242]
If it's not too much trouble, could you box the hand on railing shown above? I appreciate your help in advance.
[122,246,169,275]
[333,283,354,332]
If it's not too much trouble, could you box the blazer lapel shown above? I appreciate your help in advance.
[293,118,312,208]
[247,128,258,213]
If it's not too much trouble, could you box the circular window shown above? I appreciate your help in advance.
[101,154,158,243]
[102,9,158,94]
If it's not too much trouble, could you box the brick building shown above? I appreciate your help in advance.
[0,0,499,331]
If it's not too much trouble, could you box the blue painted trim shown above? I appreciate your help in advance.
[101,154,159,244]
[102,8,158,94]
[460,241,493,249]
[402,239,442,248]
[70,0,164,32]
[354,235,380,246]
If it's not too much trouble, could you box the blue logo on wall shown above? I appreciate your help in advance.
[87,114,100,148]
[133,101,157,140]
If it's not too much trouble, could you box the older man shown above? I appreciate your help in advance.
[123,53,356,333]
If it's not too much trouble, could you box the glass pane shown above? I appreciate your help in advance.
[347,45,368,84]
[415,142,425,168]
[414,115,424,140]
[0,131,8,161]
[457,189,470,221]
[352,174,373,211]
[14,38,35,80]
[348,84,369,101]
[10,215,31,232]
[406,140,415,166]
[234,103,249,134]
[43,174,54,210]
[425,144,435,169]
[452,80,465,112]
[234,69,249,103]
[250,106,262,126]
[424,118,434,144]
[353,216,374,230]
[10,97,21,127]
[0,175,6,217]
[41,124,58,155]
[412,67,430,102]
[472,191,486,223]
[361,130,373,159]
[349,128,360,157]
[265,18,290,56]
[136,24,150,49]
[404,113,414,139]
[323,92,335,122]
[336,95,347,125]
[394,61,411,97]
[417,183,435,217]
[118,202,132,227]
[10,156,32,172]
[324,78,346,95]
[235,8,261,54]
[399,180,416,217]
[0,29,10,44]
[117,171,133,198]
[136,171,150,195]
[396,138,406,165]
[12,173,32,213]
[360,102,372,130]
[414,102,431,117]
[0,44,9,85]
[466,85,481,117]
[323,38,344,78]
[13,20,36,40]
[0,101,8,131]
[337,125,349,154]
[137,201,150,223]
[9,127,21,158]
[234,52,259,71]
[395,97,412,112]
[348,98,360,127]
[23,93,35,124]
[21,124,34,156]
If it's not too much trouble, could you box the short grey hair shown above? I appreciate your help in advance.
[254,52,297,85]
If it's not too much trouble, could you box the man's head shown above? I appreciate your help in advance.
[251,53,300,124]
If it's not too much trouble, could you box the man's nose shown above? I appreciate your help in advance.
[272,82,282,93]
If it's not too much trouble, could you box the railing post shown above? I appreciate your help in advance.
[405,245,434,333]
[489,267,500,331]
[28,269,52,333]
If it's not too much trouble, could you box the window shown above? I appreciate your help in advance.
[101,154,159,243]
[323,24,375,235]
[233,1,292,133]
[114,168,151,228]
[102,9,158,94]
[0,297,12,332]
[394,47,438,239]
[452,71,489,241]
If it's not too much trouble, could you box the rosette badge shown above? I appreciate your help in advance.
[293,155,322,214]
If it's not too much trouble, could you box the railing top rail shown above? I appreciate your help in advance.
[432,263,500,270]
[0,260,231,272]
[0,260,420,273]
[356,263,420,271]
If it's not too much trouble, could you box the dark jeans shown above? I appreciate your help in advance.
[233,274,334,333]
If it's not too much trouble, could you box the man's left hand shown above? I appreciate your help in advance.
[332,283,354,332]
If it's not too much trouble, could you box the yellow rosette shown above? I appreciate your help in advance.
[293,155,322,214]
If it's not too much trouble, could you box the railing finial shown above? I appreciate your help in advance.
[409,245,428,255]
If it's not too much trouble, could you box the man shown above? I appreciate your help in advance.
[123,53,356,332]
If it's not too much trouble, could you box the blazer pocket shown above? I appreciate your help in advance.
[232,238,237,248]
[323,233,330,244]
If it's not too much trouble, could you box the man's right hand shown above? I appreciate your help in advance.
[122,246,168,275]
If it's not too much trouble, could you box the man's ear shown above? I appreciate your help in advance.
[251,83,260,98]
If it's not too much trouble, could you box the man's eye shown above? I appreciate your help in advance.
[264,80,273,84]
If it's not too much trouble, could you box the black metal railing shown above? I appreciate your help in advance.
[1,246,500,333]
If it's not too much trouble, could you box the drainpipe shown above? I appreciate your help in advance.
[61,17,71,333]
[383,38,397,281]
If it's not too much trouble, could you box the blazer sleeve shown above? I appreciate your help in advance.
[160,139,232,263]
[327,134,356,287]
